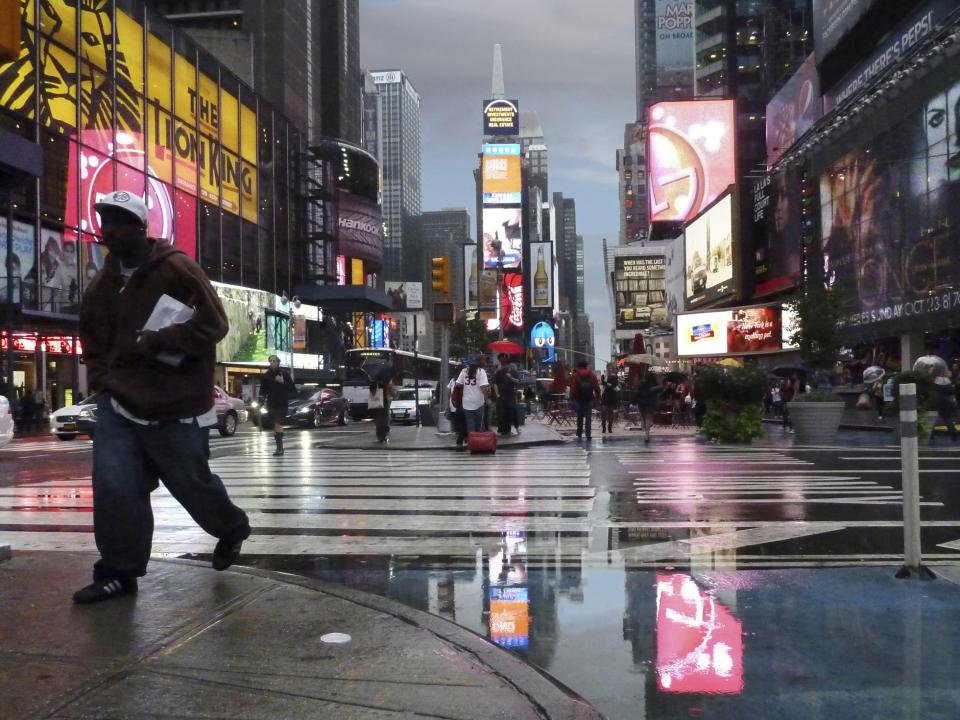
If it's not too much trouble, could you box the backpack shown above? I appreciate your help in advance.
[576,373,594,401]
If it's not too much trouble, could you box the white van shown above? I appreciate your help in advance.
[390,387,434,425]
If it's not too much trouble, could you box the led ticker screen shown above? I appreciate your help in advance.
[684,192,735,308]
[482,152,522,205]
[648,100,736,224]
[656,574,743,694]
[483,99,520,135]
[482,207,522,270]
[676,304,798,357]
[489,586,529,649]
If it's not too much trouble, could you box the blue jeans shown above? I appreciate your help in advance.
[91,393,250,580]
[463,407,485,433]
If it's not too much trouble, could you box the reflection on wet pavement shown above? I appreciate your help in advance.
[5,430,960,718]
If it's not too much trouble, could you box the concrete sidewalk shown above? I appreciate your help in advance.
[0,551,601,720]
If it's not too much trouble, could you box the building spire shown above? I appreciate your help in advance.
[492,44,504,99]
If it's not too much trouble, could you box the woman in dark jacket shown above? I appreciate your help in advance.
[600,374,619,434]
[259,355,295,456]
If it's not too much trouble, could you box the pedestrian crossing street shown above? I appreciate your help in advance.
[4,439,960,571]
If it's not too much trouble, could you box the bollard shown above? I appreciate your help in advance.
[895,383,935,580]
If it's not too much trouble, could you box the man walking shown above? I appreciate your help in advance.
[259,354,295,456]
[570,360,601,440]
[74,191,250,604]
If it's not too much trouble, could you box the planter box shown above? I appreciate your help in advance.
[789,402,844,444]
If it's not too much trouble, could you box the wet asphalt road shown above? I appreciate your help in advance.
[3,423,960,719]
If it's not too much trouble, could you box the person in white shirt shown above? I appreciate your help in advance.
[455,357,490,435]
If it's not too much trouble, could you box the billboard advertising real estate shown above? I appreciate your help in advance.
[684,191,736,309]
[752,169,801,298]
[766,54,821,166]
[482,207,522,270]
[614,255,669,331]
[676,304,798,357]
[820,76,960,333]
[483,99,520,135]
[648,100,737,224]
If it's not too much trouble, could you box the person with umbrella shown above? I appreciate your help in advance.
[863,366,886,420]
[368,367,397,444]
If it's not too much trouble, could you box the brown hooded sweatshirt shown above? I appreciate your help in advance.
[79,239,228,421]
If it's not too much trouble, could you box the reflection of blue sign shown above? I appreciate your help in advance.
[482,143,521,155]
[490,586,529,602]
[531,322,556,363]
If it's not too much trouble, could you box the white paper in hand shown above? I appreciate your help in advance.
[142,294,195,366]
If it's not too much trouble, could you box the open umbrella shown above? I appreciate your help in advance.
[488,339,523,355]
[718,357,742,368]
[625,353,657,365]
[862,366,885,384]
[913,355,948,377]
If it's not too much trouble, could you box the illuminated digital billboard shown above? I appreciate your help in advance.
[647,100,736,224]
[482,207,522,270]
[655,1,694,90]
[752,169,801,298]
[683,191,736,308]
[483,98,520,135]
[482,149,522,205]
[675,304,798,357]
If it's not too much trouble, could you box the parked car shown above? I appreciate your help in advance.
[390,387,434,425]
[213,386,248,436]
[286,387,349,428]
[0,395,13,447]
[50,394,98,440]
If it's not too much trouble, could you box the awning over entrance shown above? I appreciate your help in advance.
[293,284,393,314]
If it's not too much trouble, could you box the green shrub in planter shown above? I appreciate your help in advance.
[892,371,935,411]
[694,364,767,404]
[701,402,763,443]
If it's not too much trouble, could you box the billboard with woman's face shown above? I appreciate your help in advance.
[820,77,960,332]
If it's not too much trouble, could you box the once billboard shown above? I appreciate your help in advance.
[820,76,960,332]
[766,54,821,166]
[482,152,522,205]
[648,100,736,224]
[483,99,520,135]
[614,255,669,331]
[482,207,522,270]
[812,0,878,61]
[676,304,798,357]
[655,1,695,89]
[684,191,736,308]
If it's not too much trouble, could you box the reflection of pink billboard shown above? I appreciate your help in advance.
[647,100,736,223]
[656,573,744,694]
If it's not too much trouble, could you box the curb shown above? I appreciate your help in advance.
[155,557,604,720]
[312,438,569,452]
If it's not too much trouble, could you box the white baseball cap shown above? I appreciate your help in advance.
[94,191,148,227]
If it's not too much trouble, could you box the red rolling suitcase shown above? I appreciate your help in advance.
[467,430,498,454]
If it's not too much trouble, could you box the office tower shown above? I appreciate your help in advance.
[694,0,813,174]
[617,122,648,245]
[365,69,422,281]
[145,0,361,144]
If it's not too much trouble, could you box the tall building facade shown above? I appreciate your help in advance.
[365,70,422,282]
[421,209,471,350]
[694,0,813,174]
[144,0,361,145]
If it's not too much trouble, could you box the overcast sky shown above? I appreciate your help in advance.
[359,0,635,363]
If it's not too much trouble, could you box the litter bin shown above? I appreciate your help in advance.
[418,403,436,426]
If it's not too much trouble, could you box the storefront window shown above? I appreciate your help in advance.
[221,211,241,286]
[258,227,275,294]
[40,133,72,226]
[241,219,258,289]
[274,124,289,294]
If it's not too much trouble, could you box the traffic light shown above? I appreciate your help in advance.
[0,0,22,63]
[430,256,450,296]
